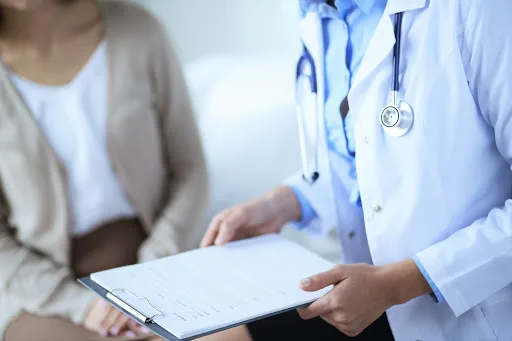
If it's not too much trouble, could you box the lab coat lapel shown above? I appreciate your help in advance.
[349,10,395,94]
[350,0,430,95]
[386,0,429,14]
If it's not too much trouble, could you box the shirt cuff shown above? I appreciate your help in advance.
[413,256,446,303]
[288,186,318,229]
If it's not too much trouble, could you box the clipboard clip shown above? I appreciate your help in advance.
[106,288,165,324]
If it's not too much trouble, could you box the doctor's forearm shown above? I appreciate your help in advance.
[385,259,433,306]
[265,186,302,224]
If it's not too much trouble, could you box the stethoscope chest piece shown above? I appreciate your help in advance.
[379,11,414,137]
[380,99,414,137]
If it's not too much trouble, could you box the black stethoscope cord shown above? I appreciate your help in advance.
[393,12,404,92]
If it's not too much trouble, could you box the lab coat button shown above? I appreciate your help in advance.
[348,231,355,239]
[373,205,382,213]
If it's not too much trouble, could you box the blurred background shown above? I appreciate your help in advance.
[128,0,340,262]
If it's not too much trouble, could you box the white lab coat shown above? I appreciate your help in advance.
[285,0,512,340]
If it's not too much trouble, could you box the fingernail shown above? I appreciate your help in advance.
[128,320,137,328]
[110,327,119,336]
[99,329,107,336]
[300,278,311,288]
[214,237,222,245]
[125,331,136,337]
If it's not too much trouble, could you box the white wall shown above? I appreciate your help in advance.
[129,0,301,63]
[128,0,341,262]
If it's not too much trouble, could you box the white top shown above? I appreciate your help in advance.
[9,41,137,237]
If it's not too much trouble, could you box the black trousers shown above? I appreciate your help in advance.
[247,310,395,341]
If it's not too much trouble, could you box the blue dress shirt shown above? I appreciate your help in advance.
[291,0,444,303]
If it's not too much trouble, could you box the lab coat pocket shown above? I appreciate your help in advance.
[479,287,512,341]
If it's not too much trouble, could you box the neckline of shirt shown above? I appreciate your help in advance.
[7,39,107,92]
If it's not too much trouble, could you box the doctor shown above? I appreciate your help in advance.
[200,0,512,340]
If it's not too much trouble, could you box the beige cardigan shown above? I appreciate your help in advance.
[0,1,208,336]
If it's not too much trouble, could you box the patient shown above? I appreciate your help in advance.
[0,0,207,340]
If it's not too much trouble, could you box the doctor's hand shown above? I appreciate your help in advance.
[297,259,432,337]
[200,186,301,247]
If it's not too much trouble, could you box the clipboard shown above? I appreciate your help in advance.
[79,277,181,341]
[78,276,309,341]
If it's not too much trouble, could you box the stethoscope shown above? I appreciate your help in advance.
[295,12,413,184]
[379,12,414,137]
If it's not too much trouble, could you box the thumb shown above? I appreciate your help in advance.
[299,265,347,292]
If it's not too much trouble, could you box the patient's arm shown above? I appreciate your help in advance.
[0,185,95,334]
[138,16,208,262]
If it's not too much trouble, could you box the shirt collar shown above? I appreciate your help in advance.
[299,0,339,19]
[299,0,381,18]
[335,0,376,14]
[353,0,376,14]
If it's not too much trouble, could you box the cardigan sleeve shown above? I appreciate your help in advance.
[138,14,209,262]
[0,187,95,339]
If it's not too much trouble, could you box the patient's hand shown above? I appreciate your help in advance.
[84,298,152,337]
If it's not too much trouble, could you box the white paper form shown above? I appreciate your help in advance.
[91,234,335,339]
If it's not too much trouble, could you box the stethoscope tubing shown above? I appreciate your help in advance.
[296,11,410,184]
[393,12,404,93]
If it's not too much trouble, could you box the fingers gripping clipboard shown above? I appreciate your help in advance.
[78,234,335,340]
[79,276,313,341]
